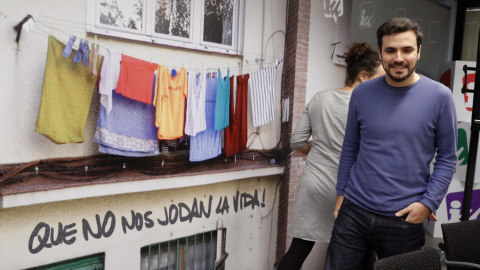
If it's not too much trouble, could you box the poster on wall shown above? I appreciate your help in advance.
[439,61,477,123]
[445,189,480,223]
[426,122,480,237]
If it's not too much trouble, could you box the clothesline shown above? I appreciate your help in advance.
[33,17,283,72]
[32,25,279,75]
[36,15,282,62]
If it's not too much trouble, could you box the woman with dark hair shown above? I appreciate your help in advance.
[277,42,384,270]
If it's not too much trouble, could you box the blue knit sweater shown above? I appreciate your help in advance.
[337,75,457,216]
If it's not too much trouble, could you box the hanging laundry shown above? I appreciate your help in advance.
[184,69,207,136]
[282,97,290,122]
[87,43,100,76]
[159,99,189,153]
[154,66,188,140]
[248,63,278,127]
[35,36,101,144]
[99,49,122,113]
[62,35,76,58]
[189,74,221,162]
[214,68,230,131]
[225,74,249,158]
[73,39,89,67]
[115,55,158,104]
[94,75,159,157]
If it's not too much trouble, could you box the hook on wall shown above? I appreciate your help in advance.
[13,14,35,43]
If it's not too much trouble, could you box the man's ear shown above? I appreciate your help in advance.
[378,48,382,60]
[417,45,422,60]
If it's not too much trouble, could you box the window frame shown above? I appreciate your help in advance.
[140,229,226,270]
[26,253,105,270]
[145,0,195,44]
[453,0,480,61]
[86,0,245,55]
[199,0,239,51]
[94,0,147,36]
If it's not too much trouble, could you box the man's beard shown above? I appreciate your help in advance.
[383,62,416,83]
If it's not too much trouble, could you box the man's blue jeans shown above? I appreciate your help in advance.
[325,198,425,270]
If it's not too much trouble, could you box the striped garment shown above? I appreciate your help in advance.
[248,64,277,127]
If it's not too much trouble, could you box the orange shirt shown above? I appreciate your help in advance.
[154,66,188,140]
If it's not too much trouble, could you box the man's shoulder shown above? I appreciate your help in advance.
[418,75,452,94]
[353,76,385,95]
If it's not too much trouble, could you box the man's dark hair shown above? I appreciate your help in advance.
[376,17,423,50]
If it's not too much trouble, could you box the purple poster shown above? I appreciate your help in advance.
[445,189,480,222]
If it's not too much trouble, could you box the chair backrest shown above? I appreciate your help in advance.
[373,247,442,270]
[441,219,480,270]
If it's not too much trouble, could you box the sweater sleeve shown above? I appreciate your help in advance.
[419,92,457,211]
[336,91,361,195]
[290,102,312,149]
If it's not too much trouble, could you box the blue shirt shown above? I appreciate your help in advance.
[214,69,230,131]
[190,75,222,162]
[337,75,457,216]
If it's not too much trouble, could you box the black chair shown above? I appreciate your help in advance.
[441,219,480,270]
[373,247,442,270]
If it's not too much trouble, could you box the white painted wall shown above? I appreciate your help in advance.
[305,0,348,104]
[0,0,286,164]
[0,176,280,270]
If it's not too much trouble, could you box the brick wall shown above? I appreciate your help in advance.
[276,0,311,266]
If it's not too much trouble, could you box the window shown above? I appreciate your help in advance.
[26,254,104,270]
[86,0,245,55]
[140,229,227,270]
[460,7,480,61]
[453,1,480,61]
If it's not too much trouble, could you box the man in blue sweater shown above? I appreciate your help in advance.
[325,17,457,269]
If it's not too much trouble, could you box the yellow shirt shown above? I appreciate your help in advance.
[154,66,188,140]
